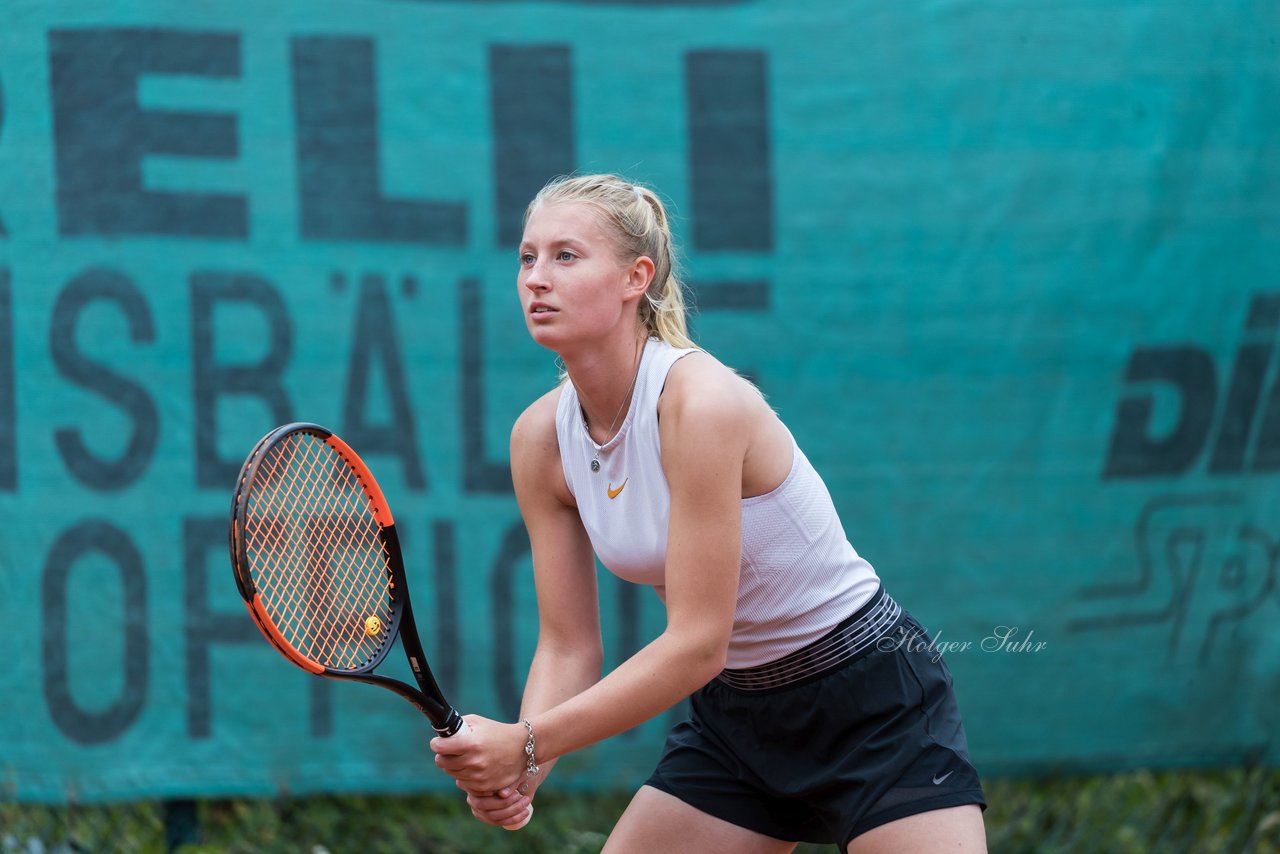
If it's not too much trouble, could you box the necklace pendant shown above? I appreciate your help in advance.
[591,458,601,473]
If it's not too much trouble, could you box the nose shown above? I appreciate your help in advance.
[523,258,550,292]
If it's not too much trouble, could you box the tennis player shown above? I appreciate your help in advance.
[431,174,987,851]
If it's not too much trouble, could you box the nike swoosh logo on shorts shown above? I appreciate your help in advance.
[608,479,628,499]
[932,770,955,785]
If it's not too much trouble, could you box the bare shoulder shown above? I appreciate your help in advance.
[511,384,563,458]
[511,384,574,506]
[660,351,791,495]
[659,351,768,424]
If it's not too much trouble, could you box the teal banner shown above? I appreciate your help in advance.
[0,0,1277,802]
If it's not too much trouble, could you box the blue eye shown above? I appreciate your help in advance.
[558,250,575,262]
[520,253,534,265]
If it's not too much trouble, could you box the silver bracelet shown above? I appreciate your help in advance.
[521,718,540,777]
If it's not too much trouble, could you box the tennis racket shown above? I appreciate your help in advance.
[228,422,530,829]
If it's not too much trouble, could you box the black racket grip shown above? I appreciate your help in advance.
[432,707,465,738]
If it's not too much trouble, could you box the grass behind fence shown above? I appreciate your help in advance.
[3,767,1277,853]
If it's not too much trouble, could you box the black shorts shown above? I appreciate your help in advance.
[645,589,986,848]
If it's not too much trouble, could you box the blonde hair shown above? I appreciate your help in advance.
[525,174,696,349]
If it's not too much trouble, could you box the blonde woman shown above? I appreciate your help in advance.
[431,174,987,852]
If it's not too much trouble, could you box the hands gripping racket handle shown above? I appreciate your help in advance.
[444,720,532,831]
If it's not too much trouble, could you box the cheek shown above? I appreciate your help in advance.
[573,290,622,327]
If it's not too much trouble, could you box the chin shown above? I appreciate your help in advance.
[525,323,568,354]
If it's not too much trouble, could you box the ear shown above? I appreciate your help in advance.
[622,256,655,302]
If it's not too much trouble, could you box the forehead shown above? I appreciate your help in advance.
[521,201,614,246]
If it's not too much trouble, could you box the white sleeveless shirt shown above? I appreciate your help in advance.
[555,339,880,668]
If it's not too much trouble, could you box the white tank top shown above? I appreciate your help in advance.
[555,339,881,667]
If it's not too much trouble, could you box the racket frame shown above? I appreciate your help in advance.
[229,422,463,737]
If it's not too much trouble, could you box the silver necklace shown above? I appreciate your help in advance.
[584,342,644,473]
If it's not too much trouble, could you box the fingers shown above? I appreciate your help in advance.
[428,728,473,757]
[432,751,471,776]
[466,788,532,828]
[430,734,487,780]
[433,753,515,791]
[428,716,526,792]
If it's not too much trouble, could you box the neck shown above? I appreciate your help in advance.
[564,331,648,443]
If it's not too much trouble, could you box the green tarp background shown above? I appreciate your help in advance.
[0,0,1277,802]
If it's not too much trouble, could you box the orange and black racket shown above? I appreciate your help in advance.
[229,422,529,828]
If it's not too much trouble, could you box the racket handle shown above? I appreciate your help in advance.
[450,720,532,831]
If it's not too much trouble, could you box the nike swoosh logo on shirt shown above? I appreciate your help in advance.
[932,770,955,785]
[607,479,628,499]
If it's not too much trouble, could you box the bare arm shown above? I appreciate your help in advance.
[434,388,602,823]
[433,355,758,792]
[512,388,604,757]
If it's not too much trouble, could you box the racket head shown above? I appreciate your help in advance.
[229,422,405,678]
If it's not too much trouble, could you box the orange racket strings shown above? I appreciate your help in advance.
[242,432,394,671]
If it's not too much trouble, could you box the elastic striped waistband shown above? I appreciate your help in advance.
[716,587,902,692]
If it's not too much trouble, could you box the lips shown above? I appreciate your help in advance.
[529,301,558,315]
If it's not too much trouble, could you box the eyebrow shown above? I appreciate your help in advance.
[518,237,589,252]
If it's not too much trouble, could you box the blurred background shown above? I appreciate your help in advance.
[1,0,1277,850]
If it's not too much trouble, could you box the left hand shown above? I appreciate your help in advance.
[457,776,538,828]
[430,714,530,793]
